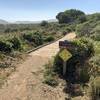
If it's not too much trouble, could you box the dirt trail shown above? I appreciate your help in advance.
[0,33,76,100]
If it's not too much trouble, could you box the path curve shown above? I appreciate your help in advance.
[0,33,76,100]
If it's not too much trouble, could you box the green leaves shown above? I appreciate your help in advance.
[23,31,43,46]
[56,9,86,24]
[0,39,13,53]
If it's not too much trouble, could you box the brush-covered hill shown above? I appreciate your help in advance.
[0,19,8,24]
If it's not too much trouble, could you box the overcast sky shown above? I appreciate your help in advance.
[0,0,100,22]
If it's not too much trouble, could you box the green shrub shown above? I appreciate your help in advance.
[94,42,100,55]
[0,39,12,53]
[53,53,91,83]
[43,61,58,87]
[44,36,55,42]
[90,25,100,41]
[87,13,100,22]
[33,32,43,46]
[90,77,100,100]
[91,34,100,41]
[23,33,33,42]
[76,22,93,37]
[91,25,100,34]
[79,67,90,83]
[43,75,58,87]
[77,15,87,23]
[63,27,72,35]
[53,39,94,83]
[9,36,22,50]
[89,55,100,76]
[72,38,94,57]
[66,27,72,32]
[23,32,43,46]
[53,54,63,76]
[68,24,77,31]
[90,55,100,67]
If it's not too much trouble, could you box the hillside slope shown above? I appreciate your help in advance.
[0,19,8,24]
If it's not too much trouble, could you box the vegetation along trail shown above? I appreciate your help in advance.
[0,33,76,100]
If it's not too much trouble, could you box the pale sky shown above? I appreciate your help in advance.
[0,0,100,22]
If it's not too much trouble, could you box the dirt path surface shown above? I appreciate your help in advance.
[0,33,76,100]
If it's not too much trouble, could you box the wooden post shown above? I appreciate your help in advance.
[63,61,66,76]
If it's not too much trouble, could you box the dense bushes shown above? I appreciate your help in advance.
[76,14,100,41]
[90,25,100,41]
[64,27,72,33]
[0,30,59,54]
[32,32,43,46]
[9,37,22,50]
[23,33,34,42]
[0,32,43,53]
[23,31,43,46]
[76,22,93,37]
[77,15,87,23]
[72,38,94,57]
[87,13,100,22]
[75,12,100,99]
[0,27,65,54]
[89,56,100,76]
[0,36,22,53]
[43,38,94,91]
[76,19,100,78]
[53,38,94,84]
[89,41,100,77]
[43,38,95,97]
[91,34,100,41]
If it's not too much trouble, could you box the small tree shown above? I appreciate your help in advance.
[56,9,85,24]
[40,21,48,26]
